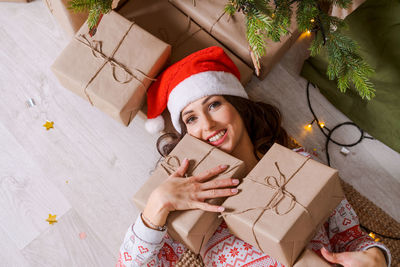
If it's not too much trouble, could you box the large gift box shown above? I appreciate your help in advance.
[117,0,253,86]
[52,11,171,125]
[222,143,344,266]
[330,0,366,19]
[133,134,246,253]
[44,0,89,37]
[169,0,300,78]
[293,249,331,267]
[0,0,30,2]
[44,0,128,38]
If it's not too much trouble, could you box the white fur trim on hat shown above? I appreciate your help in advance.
[145,115,165,134]
[167,71,248,133]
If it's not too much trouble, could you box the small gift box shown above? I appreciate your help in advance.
[44,0,88,37]
[221,143,344,266]
[117,0,253,86]
[169,0,300,78]
[51,11,171,125]
[133,134,246,253]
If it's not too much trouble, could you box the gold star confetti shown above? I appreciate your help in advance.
[43,121,54,130]
[46,214,58,225]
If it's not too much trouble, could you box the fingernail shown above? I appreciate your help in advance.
[231,188,238,193]
[232,179,239,184]
[220,164,228,169]
[183,158,189,163]
[217,206,225,212]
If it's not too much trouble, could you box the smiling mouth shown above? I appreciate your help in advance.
[208,129,227,144]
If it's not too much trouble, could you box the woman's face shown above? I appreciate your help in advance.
[181,95,246,154]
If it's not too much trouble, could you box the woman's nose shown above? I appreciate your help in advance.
[201,114,216,130]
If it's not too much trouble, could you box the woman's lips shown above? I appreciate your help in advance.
[208,130,228,146]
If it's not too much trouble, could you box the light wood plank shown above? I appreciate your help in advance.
[21,209,117,267]
[0,226,31,267]
[0,122,71,249]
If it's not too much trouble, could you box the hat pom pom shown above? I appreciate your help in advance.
[145,115,165,134]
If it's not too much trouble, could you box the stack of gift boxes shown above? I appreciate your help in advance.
[133,134,343,266]
[48,0,304,127]
[48,0,346,265]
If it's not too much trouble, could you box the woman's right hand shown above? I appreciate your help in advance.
[142,158,239,229]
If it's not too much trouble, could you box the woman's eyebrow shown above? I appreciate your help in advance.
[182,96,215,117]
[201,95,213,105]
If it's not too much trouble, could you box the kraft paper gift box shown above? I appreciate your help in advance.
[43,0,89,37]
[44,0,127,38]
[293,249,331,267]
[330,0,367,19]
[51,11,171,126]
[133,134,246,254]
[221,143,344,266]
[0,0,30,2]
[169,0,300,79]
[117,0,253,86]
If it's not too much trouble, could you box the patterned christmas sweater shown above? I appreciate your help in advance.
[117,149,392,267]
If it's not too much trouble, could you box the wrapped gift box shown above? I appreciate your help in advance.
[52,11,171,125]
[169,0,300,78]
[222,143,344,266]
[330,0,367,19]
[43,0,89,37]
[117,0,253,86]
[133,134,246,253]
[294,249,331,267]
[44,0,128,38]
[0,0,30,2]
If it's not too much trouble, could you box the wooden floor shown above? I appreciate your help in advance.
[0,1,399,266]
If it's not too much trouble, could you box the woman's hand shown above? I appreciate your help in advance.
[142,158,239,228]
[320,247,387,267]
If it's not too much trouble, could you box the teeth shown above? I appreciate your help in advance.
[209,130,226,142]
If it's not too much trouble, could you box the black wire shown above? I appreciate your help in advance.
[306,82,400,241]
[306,82,372,166]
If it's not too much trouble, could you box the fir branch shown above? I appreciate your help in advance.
[68,0,96,12]
[325,30,375,99]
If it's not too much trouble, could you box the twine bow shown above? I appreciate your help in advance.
[220,158,311,252]
[75,23,156,106]
[160,147,241,178]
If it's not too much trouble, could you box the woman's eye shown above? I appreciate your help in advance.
[209,101,221,110]
[186,116,196,124]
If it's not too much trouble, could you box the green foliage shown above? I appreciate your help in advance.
[68,0,113,29]
[228,0,375,99]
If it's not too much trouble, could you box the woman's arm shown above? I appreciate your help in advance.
[117,214,186,267]
[309,198,391,266]
[117,158,240,266]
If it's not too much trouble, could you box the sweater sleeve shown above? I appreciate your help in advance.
[308,198,392,266]
[116,214,186,267]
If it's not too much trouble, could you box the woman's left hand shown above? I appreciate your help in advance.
[320,247,387,267]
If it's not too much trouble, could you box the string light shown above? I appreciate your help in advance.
[310,18,315,23]
[305,81,400,241]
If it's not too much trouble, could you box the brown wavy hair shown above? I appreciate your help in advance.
[156,95,295,160]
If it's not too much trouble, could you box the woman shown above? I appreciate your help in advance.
[117,47,391,266]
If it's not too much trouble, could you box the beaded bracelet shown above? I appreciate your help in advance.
[141,213,167,231]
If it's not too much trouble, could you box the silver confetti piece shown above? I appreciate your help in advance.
[26,98,36,107]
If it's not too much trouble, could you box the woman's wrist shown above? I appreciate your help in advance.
[143,193,170,229]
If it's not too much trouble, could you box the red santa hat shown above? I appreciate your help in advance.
[145,46,248,134]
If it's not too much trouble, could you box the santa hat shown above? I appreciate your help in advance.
[145,46,248,134]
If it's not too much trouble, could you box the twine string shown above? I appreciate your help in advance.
[160,147,241,178]
[75,23,156,105]
[220,158,311,252]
